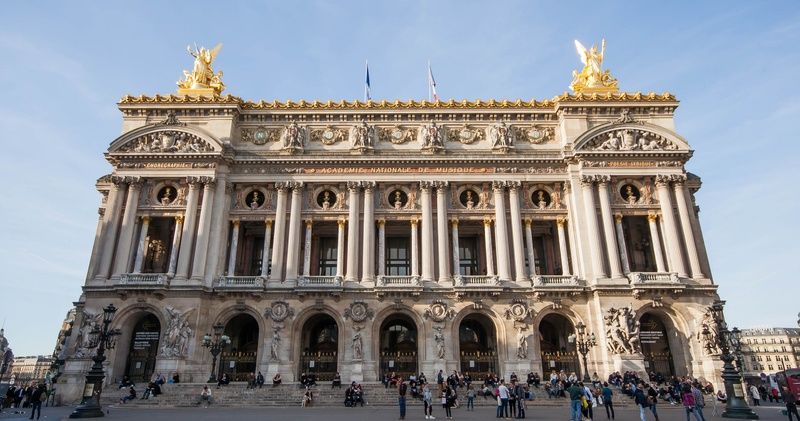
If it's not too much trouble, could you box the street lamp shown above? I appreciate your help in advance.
[703,301,758,420]
[69,304,120,418]
[568,321,597,383]
[729,327,745,375]
[201,323,230,383]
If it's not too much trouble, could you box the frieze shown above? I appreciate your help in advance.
[378,126,416,144]
[513,125,556,144]
[304,167,495,174]
[584,128,678,151]
[117,162,217,169]
[118,130,215,153]
[309,126,348,145]
[447,125,485,144]
[241,126,281,145]
[582,160,683,168]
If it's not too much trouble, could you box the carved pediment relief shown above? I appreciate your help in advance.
[576,123,687,152]
[115,129,217,154]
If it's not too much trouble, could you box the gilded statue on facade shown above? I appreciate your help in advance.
[177,43,225,95]
[570,39,618,94]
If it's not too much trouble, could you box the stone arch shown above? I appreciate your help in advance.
[290,305,345,381]
[371,305,425,380]
[451,306,507,380]
[532,306,584,377]
[634,304,692,377]
[107,123,224,154]
[211,304,266,380]
[109,304,166,385]
[573,122,690,152]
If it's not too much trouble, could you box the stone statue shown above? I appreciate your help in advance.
[73,311,101,358]
[352,329,364,360]
[250,191,261,210]
[160,187,174,205]
[322,191,331,210]
[516,328,528,359]
[604,306,641,354]
[537,191,547,209]
[478,188,490,209]
[638,182,653,205]
[145,239,167,272]
[282,121,305,150]
[551,186,563,209]
[160,306,193,358]
[334,191,346,210]
[350,121,374,151]
[177,43,225,94]
[625,186,638,205]
[270,328,281,360]
[418,122,443,151]
[697,309,720,355]
[0,329,8,356]
[489,121,514,151]
[405,188,418,210]
[465,191,475,209]
[394,190,404,209]
[570,39,618,93]
[434,326,446,359]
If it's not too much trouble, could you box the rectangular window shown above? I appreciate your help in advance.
[458,237,479,276]
[317,237,337,276]
[386,237,410,276]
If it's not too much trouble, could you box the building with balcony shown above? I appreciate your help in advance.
[739,328,800,381]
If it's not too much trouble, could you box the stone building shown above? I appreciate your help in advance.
[740,328,800,381]
[58,43,726,402]
[9,356,53,384]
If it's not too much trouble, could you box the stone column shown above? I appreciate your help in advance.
[167,215,183,277]
[556,216,571,276]
[260,220,273,278]
[377,219,386,277]
[95,178,126,280]
[597,178,623,279]
[647,212,667,272]
[284,182,304,285]
[508,182,527,283]
[302,219,313,277]
[483,217,495,277]
[336,218,346,280]
[655,176,687,277]
[434,182,450,284]
[345,182,361,282]
[524,218,536,276]
[410,218,420,277]
[614,214,631,274]
[420,182,435,283]
[132,216,151,273]
[191,179,216,280]
[450,218,460,278]
[112,177,143,277]
[227,220,240,275]
[673,177,705,278]
[269,183,289,284]
[492,182,512,282]
[204,175,229,284]
[580,176,606,279]
[175,178,201,280]
[361,182,376,286]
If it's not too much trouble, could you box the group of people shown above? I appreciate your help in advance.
[2,382,48,419]
[118,372,180,404]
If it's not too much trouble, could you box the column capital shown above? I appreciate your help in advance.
[647,211,659,223]
[483,216,494,227]
[410,217,419,227]
[506,180,522,190]
[556,216,568,227]
[232,219,241,227]
[126,176,144,189]
[614,213,624,224]
[274,181,290,192]
[377,218,386,227]
[418,181,433,191]
[186,176,203,189]
[362,181,376,191]
[110,175,126,187]
[655,174,672,187]
[337,217,347,228]
[264,219,273,228]
[671,174,688,186]
[595,175,611,186]
[579,175,596,186]
[491,180,505,191]
[432,181,449,190]
[140,215,150,223]
[523,218,533,228]
[288,181,304,191]
[304,219,313,228]
[174,215,184,223]
[346,181,361,191]
[450,217,459,227]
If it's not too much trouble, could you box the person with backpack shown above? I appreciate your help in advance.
[682,385,702,421]
[634,383,648,421]
[602,382,615,420]
[690,383,706,421]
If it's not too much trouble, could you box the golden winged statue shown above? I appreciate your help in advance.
[177,43,225,95]
[569,39,619,94]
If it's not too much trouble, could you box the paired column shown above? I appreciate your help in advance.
[597,178,623,278]
[227,220,241,275]
[302,219,313,277]
[167,215,184,277]
[655,176,688,277]
[524,219,536,276]
[284,182,304,285]
[673,177,705,278]
[175,178,201,279]
[482,217,496,277]
[336,218,346,279]
[492,182,512,282]
[362,182,376,286]
[268,183,289,283]
[95,177,127,280]
[508,182,527,283]
[614,214,631,274]
[377,219,386,277]
[434,182,450,284]
[132,216,151,273]
[204,176,229,283]
[420,182,435,282]
[647,212,667,272]
[345,182,361,282]
[191,178,216,280]
[259,220,273,278]
[450,219,460,277]
[556,217,571,276]
[580,176,606,279]
[112,177,143,277]
[410,218,420,277]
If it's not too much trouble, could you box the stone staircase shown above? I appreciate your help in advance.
[104,382,637,408]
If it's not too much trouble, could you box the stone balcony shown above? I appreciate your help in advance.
[377,275,420,287]
[297,275,342,288]
[626,272,680,284]
[215,276,265,290]
[118,273,168,287]
[532,275,580,286]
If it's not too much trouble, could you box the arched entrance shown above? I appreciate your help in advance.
[124,314,161,383]
[219,314,259,381]
[538,313,579,375]
[379,314,418,379]
[639,313,675,376]
[458,314,498,380]
[298,314,338,381]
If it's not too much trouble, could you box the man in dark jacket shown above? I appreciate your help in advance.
[28,383,46,420]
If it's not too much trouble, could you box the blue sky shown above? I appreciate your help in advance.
[1,1,798,355]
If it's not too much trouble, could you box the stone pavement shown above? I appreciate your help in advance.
[0,403,792,421]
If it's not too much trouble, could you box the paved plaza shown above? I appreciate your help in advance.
[0,403,792,421]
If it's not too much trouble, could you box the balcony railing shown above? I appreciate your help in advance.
[377,275,421,287]
[118,273,167,286]
[532,275,580,286]
[627,272,680,284]
[456,275,499,286]
[297,275,342,287]
[215,276,265,289]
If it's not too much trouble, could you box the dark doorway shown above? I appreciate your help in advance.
[219,314,259,381]
[124,314,161,383]
[458,314,498,381]
[298,314,338,381]
[379,314,418,379]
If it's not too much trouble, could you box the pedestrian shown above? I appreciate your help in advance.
[682,386,702,421]
[28,383,46,420]
[602,382,615,420]
[690,383,706,421]
[785,389,799,421]
[196,385,212,407]
[647,383,660,421]
[514,380,527,418]
[398,376,407,420]
[423,383,435,419]
[634,383,648,421]
[567,381,584,421]
[508,380,517,419]
[497,379,510,418]
[749,384,761,406]
[442,386,453,420]
[256,371,264,388]
[466,384,475,411]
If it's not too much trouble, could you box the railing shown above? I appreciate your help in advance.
[532,275,579,286]
[627,272,680,284]
[297,275,342,287]
[456,275,499,286]
[215,276,265,289]
[118,273,167,285]
[377,275,420,286]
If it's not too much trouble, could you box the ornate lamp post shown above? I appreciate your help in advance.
[201,323,230,383]
[569,321,597,383]
[69,304,120,419]
[702,301,758,419]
